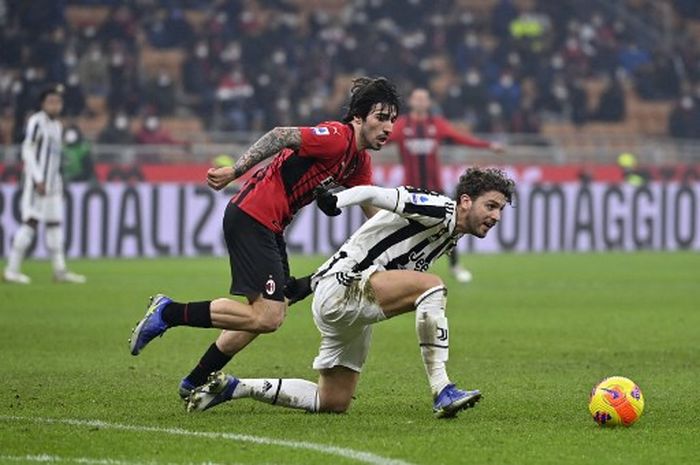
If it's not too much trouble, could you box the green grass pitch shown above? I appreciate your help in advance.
[1,252,699,465]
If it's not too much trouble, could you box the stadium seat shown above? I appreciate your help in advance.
[140,48,186,83]
[64,5,110,28]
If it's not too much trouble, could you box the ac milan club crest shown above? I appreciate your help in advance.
[265,277,276,295]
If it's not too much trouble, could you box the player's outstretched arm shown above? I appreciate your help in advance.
[317,186,399,216]
[437,117,505,154]
[207,127,301,190]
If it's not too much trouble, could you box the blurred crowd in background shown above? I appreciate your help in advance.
[1,0,700,145]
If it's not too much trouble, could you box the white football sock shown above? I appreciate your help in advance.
[6,224,35,273]
[415,285,451,396]
[46,226,66,273]
[232,378,319,412]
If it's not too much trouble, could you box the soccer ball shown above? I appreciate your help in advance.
[588,376,644,426]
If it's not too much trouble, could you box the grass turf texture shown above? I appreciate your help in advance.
[1,252,698,465]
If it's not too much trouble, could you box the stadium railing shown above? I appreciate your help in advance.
[1,133,699,167]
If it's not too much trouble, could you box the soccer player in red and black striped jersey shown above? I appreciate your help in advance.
[129,77,401,399]
[389,88,504,283]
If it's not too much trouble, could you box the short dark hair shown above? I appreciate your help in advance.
[39,84,64,104]
[455,167,516,204]
[341,77,400,123]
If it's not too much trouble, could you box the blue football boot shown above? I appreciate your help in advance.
[433,384,482,418]
[129,294,172,355]
[179,378,197,402]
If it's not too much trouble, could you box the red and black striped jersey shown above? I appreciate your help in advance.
[389,115,490,193]
[232,121,373,233]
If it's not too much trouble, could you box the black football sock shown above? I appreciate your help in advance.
[449,249,458,267]
[185,343,233,387]
[161,301,212,328]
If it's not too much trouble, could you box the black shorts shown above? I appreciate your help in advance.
[223,202,289,301]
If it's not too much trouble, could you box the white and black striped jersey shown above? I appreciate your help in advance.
[22,111,63,195]
[313,186,460,286]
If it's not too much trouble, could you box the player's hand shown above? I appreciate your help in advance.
[34,182,46,195]
[490,142,506,154]
[317,191,341,216]
[284,275,312,305]
[207,166,236,191]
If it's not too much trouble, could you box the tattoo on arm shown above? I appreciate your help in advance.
[233,127,301,178]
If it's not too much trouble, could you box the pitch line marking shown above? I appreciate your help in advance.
[0,454,236,465]
[0,416,417,465]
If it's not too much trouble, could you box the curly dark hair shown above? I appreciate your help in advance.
[455,167,516,204]
[39,84,64,104]
[341,76,400,123]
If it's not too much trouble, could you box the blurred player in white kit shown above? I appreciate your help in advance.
[3,85,86,285]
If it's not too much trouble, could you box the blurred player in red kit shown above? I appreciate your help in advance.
[389,88,504,282]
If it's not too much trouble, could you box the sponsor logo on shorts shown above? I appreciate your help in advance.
[265,277,276,295]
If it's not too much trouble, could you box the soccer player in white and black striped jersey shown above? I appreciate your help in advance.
[3,85,86,284]
[187,167,515,419]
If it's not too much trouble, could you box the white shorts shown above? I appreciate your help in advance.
[311,265,386,373]
[21,180,63,223]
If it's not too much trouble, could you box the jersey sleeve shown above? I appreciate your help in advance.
[21,115,45,184]
[394,186,455,227]
[298,122,351,160]
[435,116,491,148]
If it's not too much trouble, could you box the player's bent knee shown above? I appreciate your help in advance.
[419,273,443,292]
[252,301,286,333]
[255,315,284,333]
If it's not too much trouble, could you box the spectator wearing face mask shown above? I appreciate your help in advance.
[216,67,255,131]
[62,72,85,117]
[62,125,95,183]
[12,67,48,143]
[99,5,138,50]
[146,70,176,116]
[146,7,193,49]
[98,113,135,144]
[106,43,141,116]
[591,73,626,123]
[183,40,216,96]
[442,68,488,123]
[668,95,700,139]
[78,42,110,96]
[454,32,489,74]
[488,71,521,119]
[182,40,217,125]
[135,116,179,145]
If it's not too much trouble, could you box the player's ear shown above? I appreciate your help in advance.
[460,194,472,210]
